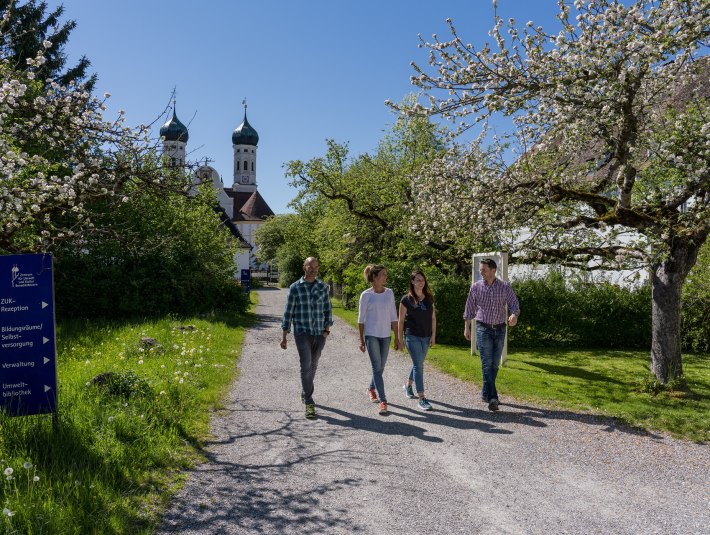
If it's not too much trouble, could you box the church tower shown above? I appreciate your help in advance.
[160,101,189,167]
[232,101,259,192]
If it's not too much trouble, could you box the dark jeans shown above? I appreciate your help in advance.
[294,333,326,404]
[476,324,506,401]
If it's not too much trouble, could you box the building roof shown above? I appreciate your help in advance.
[159,107,189,143]
[232,190,274,221]
[213,205,251,248]
[231,112,259,146]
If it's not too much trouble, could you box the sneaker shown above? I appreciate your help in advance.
[367,387,379,403]
[305,403,317,419]
[378,401,389,415]
[488,398,499,411]
[418,398,433,411]
[403,384,415,399]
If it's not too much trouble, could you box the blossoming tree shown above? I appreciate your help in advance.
[0,15,166,254]
[394,0,710,382]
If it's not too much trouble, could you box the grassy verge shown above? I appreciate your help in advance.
[0,294,256,534]
[332,299,710,442]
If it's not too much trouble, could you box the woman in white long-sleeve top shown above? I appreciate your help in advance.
[358,264,402,415]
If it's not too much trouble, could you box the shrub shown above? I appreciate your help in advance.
[53,184,248,319]
[509,271,651,348]
[681,241,710,353]
[277,247,306,288]
[422,273,468,345]
[396,269,652,349]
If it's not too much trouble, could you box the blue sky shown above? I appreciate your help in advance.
[49,0,560,214]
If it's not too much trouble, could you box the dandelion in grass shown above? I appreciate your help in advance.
[108,416,114,422]
[3,508,14,517]
[138,359,144,365]
[33,476,39,482]
[179,378,184,384]
[4,468,13,477]
[159,390,166,395]
[23,462,32,470]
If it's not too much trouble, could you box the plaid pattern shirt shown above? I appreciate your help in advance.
[463,278,520,325]
[281,277,333,335]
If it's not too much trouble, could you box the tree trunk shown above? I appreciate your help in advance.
[650,239,699,383]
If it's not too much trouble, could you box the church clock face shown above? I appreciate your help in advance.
[240,175,249,184]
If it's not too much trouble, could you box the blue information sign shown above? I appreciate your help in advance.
[0,253,57,416]
[240,269,251,294]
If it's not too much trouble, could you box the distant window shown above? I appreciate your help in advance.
[251,162,254,171]
[236,161,240,171]
[171,158,176,166]
[236,149,240,153]
[244,160,248,171]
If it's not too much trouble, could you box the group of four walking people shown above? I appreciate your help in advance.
[280,257,520,419]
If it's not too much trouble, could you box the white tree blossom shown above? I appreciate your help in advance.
[394,0,710,382]
[0,21,170,253]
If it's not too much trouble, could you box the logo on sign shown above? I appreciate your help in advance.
[10,264,38,288]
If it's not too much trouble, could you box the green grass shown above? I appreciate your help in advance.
[0,295,256,534]
[332,299,710,442]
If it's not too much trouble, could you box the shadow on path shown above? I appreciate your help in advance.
[501,402,665,439]
[160,409,369,533]
[318,405,445,442]
[384,402,515,434]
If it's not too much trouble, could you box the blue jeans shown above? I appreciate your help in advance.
[405,335,430,394]
[365,336,390,402]
[294,333,326,404]
[476,324,505,401]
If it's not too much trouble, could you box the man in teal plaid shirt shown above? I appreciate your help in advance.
[280,257,333,419]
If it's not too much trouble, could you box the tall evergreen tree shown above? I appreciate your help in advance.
[0,0,95,89]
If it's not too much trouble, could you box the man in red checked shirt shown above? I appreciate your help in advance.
[463,258,520,411]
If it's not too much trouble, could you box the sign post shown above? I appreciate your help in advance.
[471,252,510,366]
[0,253,58,416]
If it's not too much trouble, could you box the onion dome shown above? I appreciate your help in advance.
[160,107,189,143]
[232,112,259,146]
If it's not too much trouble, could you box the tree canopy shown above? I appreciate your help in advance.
[393,0,710,382]
[0,0,95,89]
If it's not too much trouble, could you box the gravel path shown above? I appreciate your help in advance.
[157,287,709,535]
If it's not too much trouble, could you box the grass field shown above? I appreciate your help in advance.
[332,300,710,442]
[0,296,256,534]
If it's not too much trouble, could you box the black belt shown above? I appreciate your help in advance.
[476,321,506,329]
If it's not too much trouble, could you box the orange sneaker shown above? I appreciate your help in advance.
[367,387,378,403]
[378,401,388,415]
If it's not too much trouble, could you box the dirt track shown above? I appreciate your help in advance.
[157,287,709,535]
